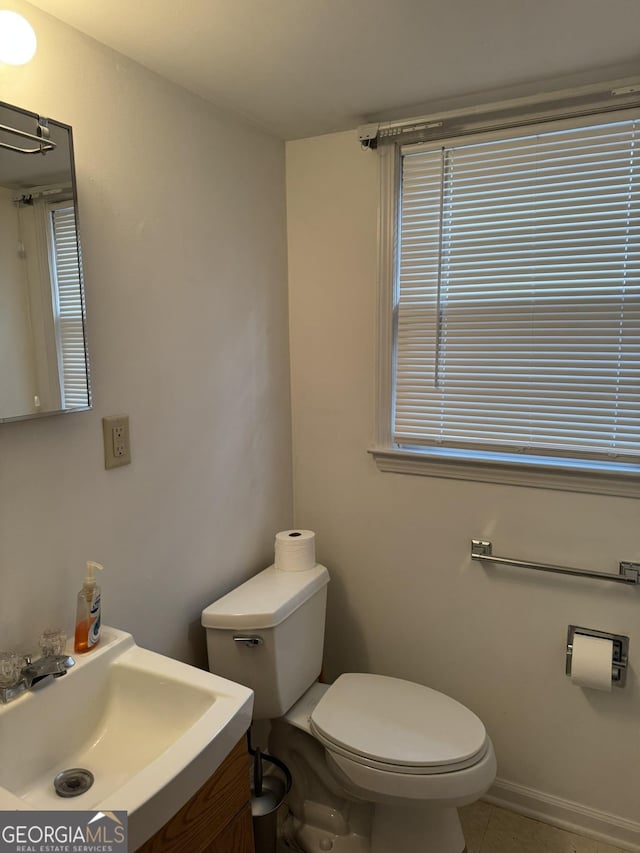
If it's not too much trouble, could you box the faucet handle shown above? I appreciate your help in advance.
[0,652,22,688]
[39,629,67,657]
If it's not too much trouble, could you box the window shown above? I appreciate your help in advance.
[48,202,89,408]
[374,109,640,494]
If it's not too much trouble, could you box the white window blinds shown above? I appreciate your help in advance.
[394,116,640,463]
[50,204,89,408]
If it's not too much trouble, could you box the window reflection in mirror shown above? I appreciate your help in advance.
[0,101,90,422]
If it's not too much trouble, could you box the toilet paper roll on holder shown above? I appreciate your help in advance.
[565,625,629,688]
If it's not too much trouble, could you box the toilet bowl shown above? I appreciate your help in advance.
[271,676,496,852]
[202,559,496,853]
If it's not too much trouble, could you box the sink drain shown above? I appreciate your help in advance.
[54,768,94,798]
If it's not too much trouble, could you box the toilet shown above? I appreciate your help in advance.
[202,562,496,853]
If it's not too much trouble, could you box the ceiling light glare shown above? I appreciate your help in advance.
[0,11,37,65]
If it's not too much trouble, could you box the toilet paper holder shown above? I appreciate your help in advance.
[565,625,629,688]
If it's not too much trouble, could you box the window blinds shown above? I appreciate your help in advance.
[394,116,640,462]
[51,205,89,408]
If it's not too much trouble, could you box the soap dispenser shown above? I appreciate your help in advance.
[74,561,104,654]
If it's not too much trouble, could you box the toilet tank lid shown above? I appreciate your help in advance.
[201,564,330,630]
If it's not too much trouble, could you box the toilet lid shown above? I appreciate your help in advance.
[310,673,487,772]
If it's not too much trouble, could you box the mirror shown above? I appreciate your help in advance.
[0,100,90,423]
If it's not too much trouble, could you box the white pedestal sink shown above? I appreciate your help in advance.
[0,627,254,849]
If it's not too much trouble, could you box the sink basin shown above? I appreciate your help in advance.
[0,627,253,848]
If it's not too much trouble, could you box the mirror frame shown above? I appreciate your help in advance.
[0,99,91,423]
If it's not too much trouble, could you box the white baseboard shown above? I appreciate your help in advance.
[485,778,640,852]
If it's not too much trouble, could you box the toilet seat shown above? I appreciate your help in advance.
[325,738,497,805]
[310,673,488,775]
[313,729,489,775]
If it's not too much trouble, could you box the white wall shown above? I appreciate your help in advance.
[286,131,640,829]
[0,0,292,666]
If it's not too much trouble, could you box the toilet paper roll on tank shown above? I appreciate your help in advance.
[570,634,614,692]
[274,530,317,572]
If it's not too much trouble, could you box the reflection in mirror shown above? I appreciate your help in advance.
[0,101,90,422]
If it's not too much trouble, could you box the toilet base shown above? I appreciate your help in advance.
[285,810,370,852]
[282,801,465,853]
[370,803,465,853]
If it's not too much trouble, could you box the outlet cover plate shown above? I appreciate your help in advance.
[102,415,131,469]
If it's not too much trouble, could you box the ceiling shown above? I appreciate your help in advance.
[27,0,640,140]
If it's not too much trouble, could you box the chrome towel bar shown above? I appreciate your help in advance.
[471,539,640,586]
[0,118,56,155]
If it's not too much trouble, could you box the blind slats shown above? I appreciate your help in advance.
[51,205,89,408]
[393,115,640,462]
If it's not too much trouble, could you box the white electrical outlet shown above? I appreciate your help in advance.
[103,415,131,469]
[113,425,126,457]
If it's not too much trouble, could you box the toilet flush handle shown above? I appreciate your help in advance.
[233,635,263,647]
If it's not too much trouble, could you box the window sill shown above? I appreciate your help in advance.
[369,446,640,498]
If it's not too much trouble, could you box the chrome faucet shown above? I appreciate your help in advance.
[0,653,75,704]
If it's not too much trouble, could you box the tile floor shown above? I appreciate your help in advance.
[460,801,628,853]
[276,801,631,852]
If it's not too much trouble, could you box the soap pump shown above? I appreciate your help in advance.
[74,561,104,654]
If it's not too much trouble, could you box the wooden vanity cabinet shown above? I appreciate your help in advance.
[136,738,255,853]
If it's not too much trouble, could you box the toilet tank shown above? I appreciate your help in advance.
[201,564,329,720]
